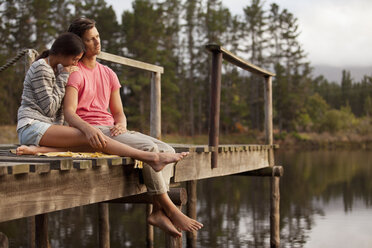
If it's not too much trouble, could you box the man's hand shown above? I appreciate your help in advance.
[84,125,108,149]
[110,123,127,137]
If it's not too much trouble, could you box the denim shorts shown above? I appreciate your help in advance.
[17,120,51,145]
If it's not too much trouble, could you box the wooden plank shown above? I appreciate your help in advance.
[0,162,50,175]
[0,156,72,170]
[206,44,275,77]
[173,149,270,182]
[97,51,164,73]
[73,160,92,170]
[0,165,146,222]
[109,157,123,166]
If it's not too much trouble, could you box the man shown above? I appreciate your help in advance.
[65,17,202,237]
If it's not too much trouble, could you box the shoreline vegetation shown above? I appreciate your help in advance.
[1,125,371,150]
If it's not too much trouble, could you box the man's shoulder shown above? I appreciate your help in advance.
[96,61,115,74]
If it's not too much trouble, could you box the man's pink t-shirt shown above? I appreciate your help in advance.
[67,61,121,126]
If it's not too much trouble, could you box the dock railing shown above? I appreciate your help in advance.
[206,44,275,168]
[206,44,279,247]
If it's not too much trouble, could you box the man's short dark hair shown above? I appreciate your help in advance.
[68,17,96,38]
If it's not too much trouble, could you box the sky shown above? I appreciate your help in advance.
[105,0,372,69]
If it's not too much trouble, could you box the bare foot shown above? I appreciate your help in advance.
[147,210,182,237]
[16,145,39,155]
[147,152,189,172]
[167,207,203,232]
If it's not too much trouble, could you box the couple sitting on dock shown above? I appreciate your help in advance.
[16,17,202,237]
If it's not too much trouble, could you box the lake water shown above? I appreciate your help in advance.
[1,150,371,247]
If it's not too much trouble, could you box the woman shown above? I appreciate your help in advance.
[16,32,187,172]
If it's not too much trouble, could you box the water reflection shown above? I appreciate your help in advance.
[1,150,371,247]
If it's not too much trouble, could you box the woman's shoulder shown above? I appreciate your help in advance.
[30,59,53,74]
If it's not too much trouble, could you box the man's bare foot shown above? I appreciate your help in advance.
[16,145,39,155]
[167,207,203,232]
[147,152,189,172]
[147,210,182,237]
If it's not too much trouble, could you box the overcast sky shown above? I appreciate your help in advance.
[105,0,372,68]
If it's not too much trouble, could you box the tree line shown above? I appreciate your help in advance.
[0,0,371,136]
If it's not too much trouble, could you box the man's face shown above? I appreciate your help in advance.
[82,27,101,56]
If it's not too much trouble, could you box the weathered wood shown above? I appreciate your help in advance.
[27,216,35,248]
[146,204,154,248]
[264,76,274,166]
[206,44,275,77]
[150,72,161,140]
[99,203,110,248]
[239,166,283,177]
[0,166,146,222]
[73,160,92,170]
[270,176,280,248]
[209,51,223,169]
[0,156,72,170]
[108,188,187,206]
[186,180,197,248]
[174,149,270,182]
[165,205,183,248]
[35,214,48,248]
[97,51,163,73]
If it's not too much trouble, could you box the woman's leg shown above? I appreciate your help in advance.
[17,125,188,171]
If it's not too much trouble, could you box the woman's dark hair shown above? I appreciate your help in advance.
[36,32,85,60]
[67,17,96,38]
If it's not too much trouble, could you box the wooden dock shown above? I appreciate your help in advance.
[0,45,282,247]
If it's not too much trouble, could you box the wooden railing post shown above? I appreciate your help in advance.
[148,71,162,246]
[150,71,161,140]
[209,51,222,169]
[264,75,280,248]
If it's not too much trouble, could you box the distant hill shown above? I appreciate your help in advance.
[312,65,372,83]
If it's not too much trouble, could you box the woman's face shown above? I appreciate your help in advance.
[60,52,84,67]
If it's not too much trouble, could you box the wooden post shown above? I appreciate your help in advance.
[150,72,161,140]
[28,217,35,248]
[186,180,197,248]
[35,214,48,248]
[264,75,280,247]
[146,204,154,248]
[270,177,280,248]
[98,203,110,248]
[209,51,222,169]
[165,205,183,248]
[264,76,274,165]
[25,49,37,71]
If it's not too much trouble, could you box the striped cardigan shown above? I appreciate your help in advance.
[17,59,69,127]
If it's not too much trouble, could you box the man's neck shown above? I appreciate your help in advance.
[81,55,97,69]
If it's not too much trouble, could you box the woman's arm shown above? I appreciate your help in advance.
[63,86,108,149]
[31,63,69,117]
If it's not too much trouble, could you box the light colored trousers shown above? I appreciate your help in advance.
[97,127,174,195]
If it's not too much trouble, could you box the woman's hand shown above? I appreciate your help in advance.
[110,123,127,137]
[84,125,108,149]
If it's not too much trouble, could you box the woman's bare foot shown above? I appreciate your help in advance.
[16,145,39,155]
[147,152,189,172]
[167,207,203,232]
[147,210,182,237]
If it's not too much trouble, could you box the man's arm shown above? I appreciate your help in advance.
[109,89,127,137]
[63,86,107,149]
